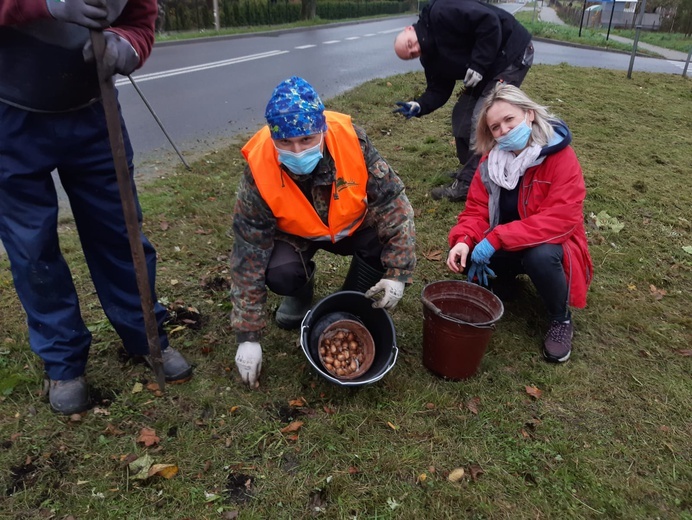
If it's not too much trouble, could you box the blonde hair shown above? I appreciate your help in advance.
[474,84,560,155]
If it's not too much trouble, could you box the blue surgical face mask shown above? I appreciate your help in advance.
[496,115,532,152]
[276,134,323,175]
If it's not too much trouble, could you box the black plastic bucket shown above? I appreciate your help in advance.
[300,291,398,386]
[421,280,504,380]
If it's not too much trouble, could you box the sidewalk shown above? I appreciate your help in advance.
[535,4,690,62]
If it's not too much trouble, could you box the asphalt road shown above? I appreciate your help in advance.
[115,11,686,174]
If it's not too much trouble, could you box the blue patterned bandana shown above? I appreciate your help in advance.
[265,76,327,139]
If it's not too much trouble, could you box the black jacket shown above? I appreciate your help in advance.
[414,0,532,116]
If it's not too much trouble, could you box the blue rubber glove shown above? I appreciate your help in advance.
[467,262,496,287]
[393,101,421,119]
[470,238,496,265]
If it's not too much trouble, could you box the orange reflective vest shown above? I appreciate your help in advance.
[241,111,369,242]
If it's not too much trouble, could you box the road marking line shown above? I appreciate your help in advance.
[363,33,376,37]
[323,40,340,44]
[295,44,316,49]
[345,36,360,40]
[378,28,403,34]
[115,50,289,85]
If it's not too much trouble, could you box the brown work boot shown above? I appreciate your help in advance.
[431,179,470,202]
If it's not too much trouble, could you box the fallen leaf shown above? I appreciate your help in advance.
[386,421,398,431]
[128,453,154,480]
[525,385,543,399]
[682,245,692,255]
[131,382,143,394]
[137,427,160,447]
[675,349,692,357]
[148,463,178,479]
[93,407,110,416]
[280,421,303,434]
[159,221,169,231]
[286,434,299,442]
[423,249,443,261]
[146,382,160,392]
[649,284,667,301]
[466,397,481,415]
[417,473,427,483]
[448,467,465,482]
[288,397,307,408]
[229,406,240,414]
[425,402,435,410]
[469,464,484,481]
[592,210,624,233]
[222,511,239,520]
[627,283,637,291]
[323,405,336,414]
[348,466,359,475]
[520,429,530,438]
[103,423,125,436]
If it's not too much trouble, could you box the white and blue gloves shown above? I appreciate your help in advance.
[235,341,262,389]
[468,238,496,287]
[393,101,421,119]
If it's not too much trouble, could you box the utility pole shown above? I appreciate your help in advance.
[627,0,647,78]
[213,0,220,31]
[606,0,616,40]
[579,0,587,36]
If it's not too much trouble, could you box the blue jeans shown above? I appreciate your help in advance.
[0,100,169,380]
[489,244,570,322]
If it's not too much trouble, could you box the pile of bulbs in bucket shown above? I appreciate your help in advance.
[318,319,374,380]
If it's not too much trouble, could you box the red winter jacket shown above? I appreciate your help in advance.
[448,126,593,308]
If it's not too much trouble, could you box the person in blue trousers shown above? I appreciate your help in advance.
[0,0,192,414]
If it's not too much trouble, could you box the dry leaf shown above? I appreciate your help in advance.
[525,385,543,399]
[137,427,160,447]
[159,221,169,231]
[286,434,299,442]
[417,473,427,483]
[131,382,143,394]
[280,421,303,434]
[348,466,359,475]
[423,249,443,261]
[675,349,692,357]
[288,397,307,408]
[229,406,240,414]
[649,284,667,300]
[148,463,179,479]
[466,397,480,415]
[386,421,398,431]
[146,382,160,392]
[103,423,125,436]
[448,468,465,482]
[425,402,435,410]
[469,464,484,481]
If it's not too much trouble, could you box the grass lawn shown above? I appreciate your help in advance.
[0,65,690,519]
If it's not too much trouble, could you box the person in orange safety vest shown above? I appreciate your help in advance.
[230,76,416,388]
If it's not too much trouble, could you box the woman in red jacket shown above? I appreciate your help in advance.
[446,84,593,363]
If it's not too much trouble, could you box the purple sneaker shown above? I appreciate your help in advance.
[543,320,573,363]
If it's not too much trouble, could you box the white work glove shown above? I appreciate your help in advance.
[235,341,262,388]
[83,31,139,78]
[463,68,483,88]
[364,279,405,310]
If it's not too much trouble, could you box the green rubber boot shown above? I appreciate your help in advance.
[341,254,385,293]
[275,266,315,330]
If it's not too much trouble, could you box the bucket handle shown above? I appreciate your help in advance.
[421,296,495,329]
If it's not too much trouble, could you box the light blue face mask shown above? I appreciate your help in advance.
[496,115,532,152]
[276,134,323,175]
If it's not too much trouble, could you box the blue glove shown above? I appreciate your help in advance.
[393,101,421,119]
[470,238,496,265]
[467,262,496,287]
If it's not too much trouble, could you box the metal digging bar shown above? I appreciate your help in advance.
[90,30,166,392]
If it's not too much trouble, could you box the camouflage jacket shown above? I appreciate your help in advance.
[230,124,416,342]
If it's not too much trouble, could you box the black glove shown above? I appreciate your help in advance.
[46,0,109,29]
[83,31,139,78]
[392,101,421,119]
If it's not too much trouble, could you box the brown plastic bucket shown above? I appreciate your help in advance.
[421,280,504,380]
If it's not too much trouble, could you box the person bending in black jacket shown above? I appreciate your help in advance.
[394,0,533,202]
